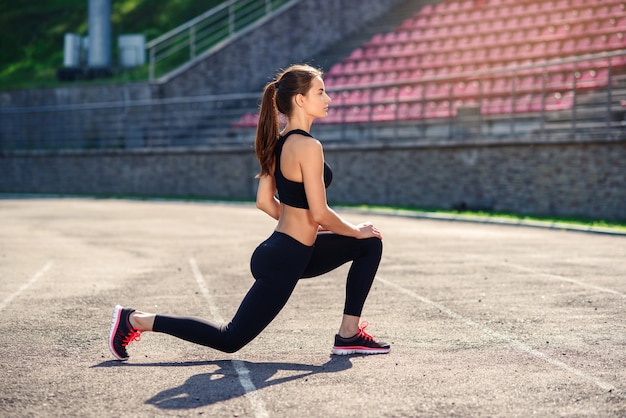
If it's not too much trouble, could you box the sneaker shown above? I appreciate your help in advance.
[331,321,390,355]
[109,305,141,361]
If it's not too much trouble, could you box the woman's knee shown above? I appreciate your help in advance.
[363,236,383,256]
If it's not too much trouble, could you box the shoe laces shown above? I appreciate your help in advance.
[122,328,142,347]
[358,321,374,342]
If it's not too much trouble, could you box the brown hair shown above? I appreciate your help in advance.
[254,64,323,177]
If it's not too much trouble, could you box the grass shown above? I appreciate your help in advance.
[2,192,624,232]
[0,0,223,90]
[340,204,626,232]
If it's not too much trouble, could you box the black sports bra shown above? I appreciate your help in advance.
[275,129,333,209]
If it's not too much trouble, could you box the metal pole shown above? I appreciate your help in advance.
[229,4,235,35]
[572,68,577,139]
[510,77,516,139]
[190,26,196,60]
[606,61,612,138]
[540,67,546,141]
[149,48,155,81]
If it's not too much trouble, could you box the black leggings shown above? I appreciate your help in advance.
[152,231,383,353]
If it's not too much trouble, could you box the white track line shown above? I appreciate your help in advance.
[0,261,53,313]
[189,258,269,418]
[377,276,624,398]
[506,263,626,298]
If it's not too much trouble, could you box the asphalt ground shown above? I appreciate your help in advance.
[0,198,624,417]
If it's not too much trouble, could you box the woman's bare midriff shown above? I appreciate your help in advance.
[275,204,320,246]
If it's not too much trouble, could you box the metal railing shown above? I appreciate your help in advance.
[146,0,297,81]
[314,49,626,144]
[1,50,625,151]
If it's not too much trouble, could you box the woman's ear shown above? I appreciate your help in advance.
[294,93,305,108]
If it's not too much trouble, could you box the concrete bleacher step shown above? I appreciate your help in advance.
[310,0,438,72]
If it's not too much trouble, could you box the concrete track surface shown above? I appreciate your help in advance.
[0,198,624,417]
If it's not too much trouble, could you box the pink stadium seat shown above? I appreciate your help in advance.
[232,113,258,128]
[545,72,570,90]
[321,108,345,124]
[350,48,364,59]
[561,39,577,54]
[515,94,536,113]
[577,68,609,89]
[372,104,397,122]
[369,34,385,46]
[517,75,539,93]
[396,85,415,101]
[383,32,397,44]
[453,80,480,98]
[576,37,593,54]
[318,0,626,124]
[546,40,561,56]
[611,52,626,67]
[427,101,452,119]
[400,17,415,30]
[396,30,410,43]
[344,89,366,105]
[526,2,540,14]
[408,102,425,120]
[425,83,449,100]
[491,78,512,94]
[555,0,569,11]
[344,106,367,123]
[414,15,430,28]
[482,97,504,115]
[421,4,434,15]
[328,63,344,76]
[545,91,574,111]
[608,32,626,49]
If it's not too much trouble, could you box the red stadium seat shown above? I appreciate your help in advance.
[343,106,363,123]
[372,104,397,122]
[545,91,574,111]
[577,68,609,89]
[315,0,625,124]
[608,32,626,49]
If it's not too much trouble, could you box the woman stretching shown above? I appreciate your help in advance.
[109,64,390,360]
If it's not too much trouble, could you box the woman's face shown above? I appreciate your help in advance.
[301,76,332,119]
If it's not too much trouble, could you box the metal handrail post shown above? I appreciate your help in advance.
[149,47,155,81]
[190,26,196,60]
[572,68,577,139]
[229,4,235,35]
[540,67,546,141]
[606,61,612,137]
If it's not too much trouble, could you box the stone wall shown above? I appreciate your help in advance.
[2,137,624,221]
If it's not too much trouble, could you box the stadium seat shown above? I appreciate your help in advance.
[236,0,626,125]
[545,91,574,111]
[345,105,371,123]
[577,68,609,89]
[372,104,397,122]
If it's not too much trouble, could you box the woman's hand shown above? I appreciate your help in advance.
[355,222,383,240]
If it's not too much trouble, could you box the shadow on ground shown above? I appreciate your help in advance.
[93,355,357,409]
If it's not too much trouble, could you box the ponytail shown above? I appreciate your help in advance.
[255,81,279,178]
[254,65,323,178]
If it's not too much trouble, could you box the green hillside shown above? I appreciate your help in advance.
[0,0,223,90]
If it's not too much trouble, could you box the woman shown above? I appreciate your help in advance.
[109,64,389,360]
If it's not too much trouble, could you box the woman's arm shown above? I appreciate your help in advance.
[301,140,381,240]
[256,173,281,220]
